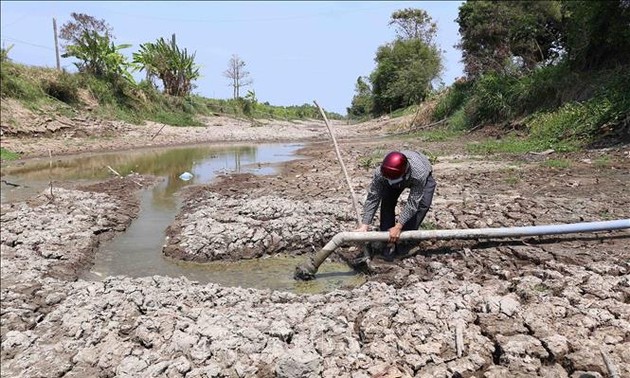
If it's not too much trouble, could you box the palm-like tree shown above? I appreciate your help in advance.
[62,31,133,82]
[133,38,200,96]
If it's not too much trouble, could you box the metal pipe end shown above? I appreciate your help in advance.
[294,259,317,281]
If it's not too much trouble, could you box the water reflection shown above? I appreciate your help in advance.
[1,143,300,204]
[1,143,365,293]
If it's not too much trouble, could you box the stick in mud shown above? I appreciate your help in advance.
[48,149,54,200]
[313,100,362,224]
[107,165,122,177]
[150,123,168,141]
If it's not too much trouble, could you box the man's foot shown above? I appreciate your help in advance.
[396,243,413,257]
[381,243,415,262]
[382,244,398,262]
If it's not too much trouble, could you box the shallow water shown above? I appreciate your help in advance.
[1,143,364,293]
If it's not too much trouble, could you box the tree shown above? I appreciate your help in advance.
[133,37,200,96]
[1,44,14,62]
[370,38,442,116]
[59,13,114,50]
[347,76,373,118]
[61,31,133,82]
[456,1,563,78]
[223,54,253,99]
[561,1,630,71]
[388,8,438,44]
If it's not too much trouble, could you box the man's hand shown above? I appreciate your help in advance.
[356,224,369,232]
[388,223,403,244]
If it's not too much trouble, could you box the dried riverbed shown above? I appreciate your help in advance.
[1,114,629,377]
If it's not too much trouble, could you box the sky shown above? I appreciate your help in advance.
[1,1,465,115]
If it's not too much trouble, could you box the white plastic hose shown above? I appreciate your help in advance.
[294,219,630,280]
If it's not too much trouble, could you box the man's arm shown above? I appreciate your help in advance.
[361,174,384,226]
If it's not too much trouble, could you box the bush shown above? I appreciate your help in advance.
[466,73,519,127]
[431,80,472,121]
[528,96,620,149]
[0,62,45,101]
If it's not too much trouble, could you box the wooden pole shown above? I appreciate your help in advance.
[313,100,362,224]
[52,18,61,70]
[150,123,167,141]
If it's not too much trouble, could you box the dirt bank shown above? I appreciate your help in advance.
[1,112,629,377]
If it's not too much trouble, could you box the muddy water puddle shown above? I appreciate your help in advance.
[2,143,364,293]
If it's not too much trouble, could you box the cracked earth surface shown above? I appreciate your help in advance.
[1,115,629,377]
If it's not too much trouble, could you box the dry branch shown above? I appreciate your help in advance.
[107,165,122,177]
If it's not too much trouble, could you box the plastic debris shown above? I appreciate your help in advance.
[179,172,194,181]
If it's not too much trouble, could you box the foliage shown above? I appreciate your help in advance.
[0,147,20,161]
[542,159,571,169]
[464,73,521,126]
[416,129,463,142]
[431,79,473,121]
[370,38,442,116]
[240,90,258,117]
[456,1,563,78]
[62,31,134,83]
[358,148,387,170]
[133,37,200,97]
[447,107,470,131]
[1,44,14,62]
[561,1,630,71]
[347,76,373,119]
[223,54,253,100]
[350,7,443,118]
[0,61,46,101]
[203,98,343,121]
[527,95,624,148]
[388,8,437,44]
[466,135,575,155]
[59,12,114,49]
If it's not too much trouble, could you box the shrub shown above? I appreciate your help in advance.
[528,96,618,149]
[431,80,472,121]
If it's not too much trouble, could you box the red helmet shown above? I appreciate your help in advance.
[381,151,408,180]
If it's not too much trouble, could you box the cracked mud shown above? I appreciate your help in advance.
[1,117,629,377]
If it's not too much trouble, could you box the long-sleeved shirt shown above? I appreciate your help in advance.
[361,150,433,226]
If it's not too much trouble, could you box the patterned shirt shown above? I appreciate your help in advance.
[362,150,433,226]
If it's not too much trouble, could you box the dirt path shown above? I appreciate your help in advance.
[1,113,629,377]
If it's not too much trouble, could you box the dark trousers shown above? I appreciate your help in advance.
[379,174,436,232]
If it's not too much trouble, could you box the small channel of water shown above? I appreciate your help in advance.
[1,143,364,293]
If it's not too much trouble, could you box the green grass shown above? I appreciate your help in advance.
[430,64,629,150]
[542,159,571,169]
[500,167,522,186]
[420,221,437,230]
[399,127,463,143]
[357,148,387,170]
[0,147,20,160]
[1,60,346,132]
[467,136,548,155]
[593,156,611,168]
[390,104,419,118]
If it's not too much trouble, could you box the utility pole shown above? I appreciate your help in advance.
[52,18,61,70]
